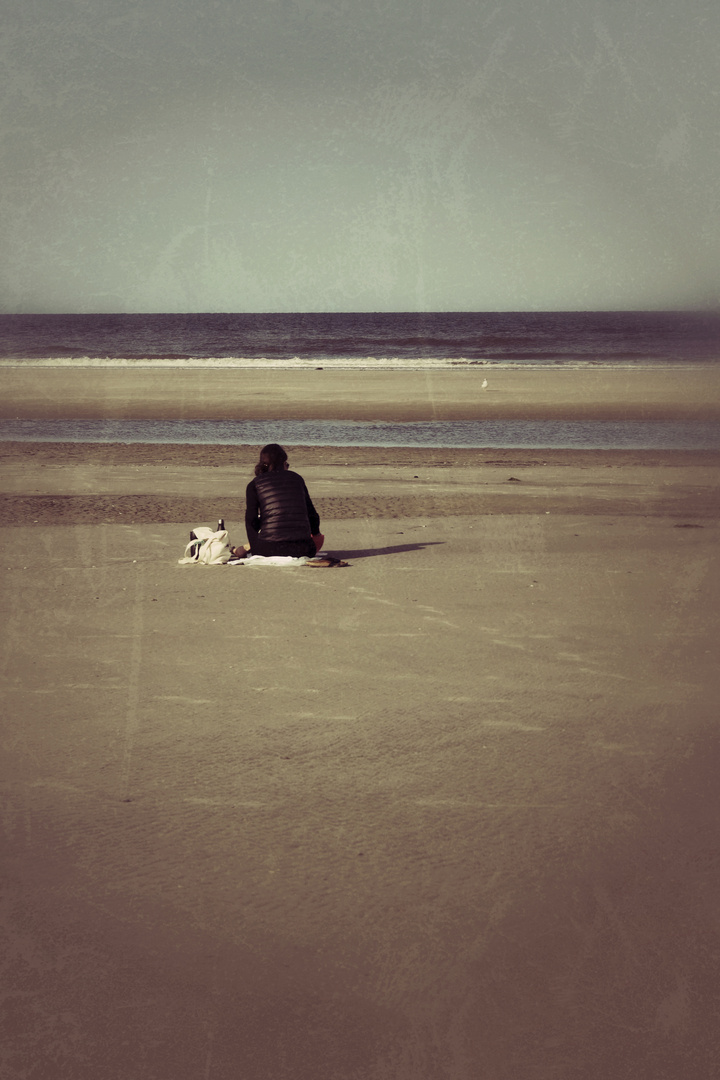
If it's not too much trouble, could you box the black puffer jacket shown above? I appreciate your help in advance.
[246,469,320,543]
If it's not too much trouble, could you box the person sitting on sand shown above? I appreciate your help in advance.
[231,443,325,559]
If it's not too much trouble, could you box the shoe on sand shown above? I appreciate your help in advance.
[305,556,349,567]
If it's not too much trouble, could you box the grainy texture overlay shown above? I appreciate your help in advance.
[1,367,719,1079]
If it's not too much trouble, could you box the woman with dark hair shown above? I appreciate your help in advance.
[231,444,324,559]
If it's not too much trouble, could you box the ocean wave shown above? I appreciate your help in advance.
[0,355,701,370]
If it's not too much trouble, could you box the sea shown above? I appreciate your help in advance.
[1,311,719,450]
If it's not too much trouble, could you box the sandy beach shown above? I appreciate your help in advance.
[2,367,720,1079]
[2,362,720,420]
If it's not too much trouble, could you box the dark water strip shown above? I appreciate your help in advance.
[2,418,720,450]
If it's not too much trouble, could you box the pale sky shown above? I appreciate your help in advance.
[2,0,719,313]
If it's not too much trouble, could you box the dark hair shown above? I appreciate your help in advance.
[254,443,288,476]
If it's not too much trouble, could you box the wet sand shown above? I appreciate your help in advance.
[1,367,720,1079]
[1,441,719,526]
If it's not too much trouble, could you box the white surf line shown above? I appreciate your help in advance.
[119,563,145,801]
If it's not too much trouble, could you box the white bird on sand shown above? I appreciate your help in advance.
[481,378,488,389]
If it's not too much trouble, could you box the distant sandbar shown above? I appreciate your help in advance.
[1,366,719,421]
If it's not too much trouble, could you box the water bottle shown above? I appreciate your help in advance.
[189,530,201,560]
[217,518,225,532]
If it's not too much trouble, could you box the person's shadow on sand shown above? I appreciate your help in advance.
[330,541,445,559]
